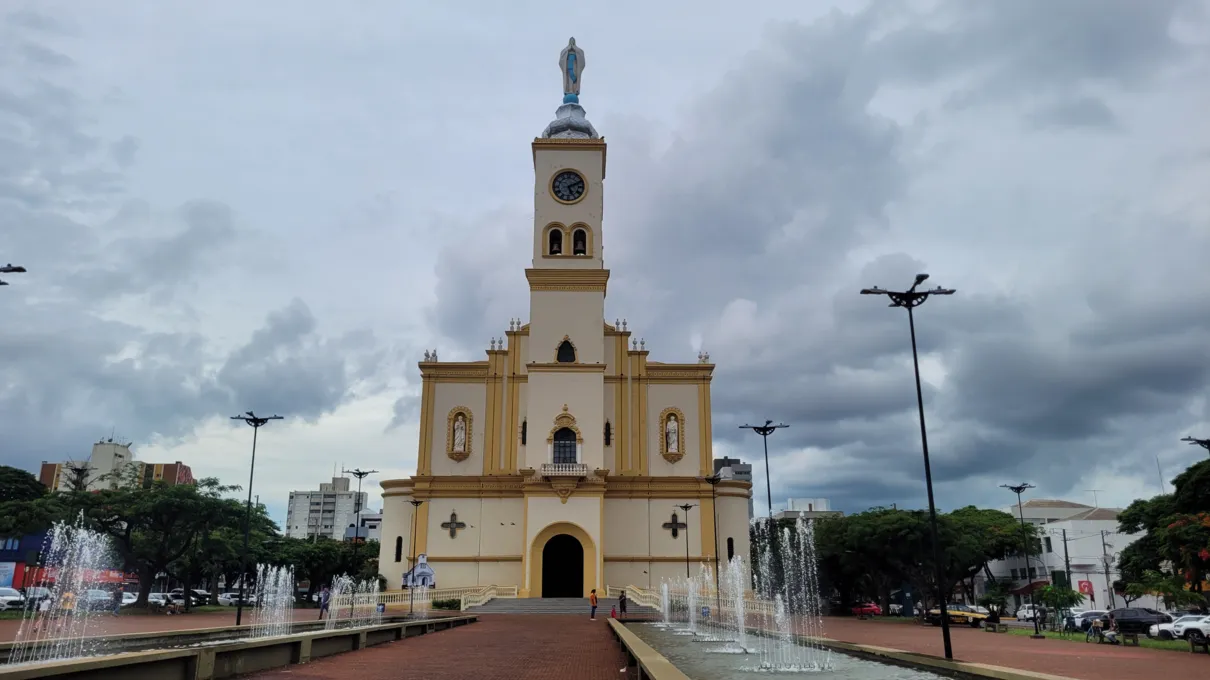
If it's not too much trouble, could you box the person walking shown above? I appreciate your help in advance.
[318,586,330,621]
[589,589,598,620]
[112,587,123,617]
[618,590,628,617]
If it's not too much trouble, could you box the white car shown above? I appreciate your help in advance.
[217,592,247,606]
[120,592,138,607]
[1149,614,1205,640]
[1171,615,1210,640]
[1016,604,1039,621]
[0,587,25,611]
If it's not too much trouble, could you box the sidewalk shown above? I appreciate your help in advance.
[822,618,1209,680]
[0,609,318,642]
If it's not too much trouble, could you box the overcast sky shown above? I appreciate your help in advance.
[2,0,1209,528]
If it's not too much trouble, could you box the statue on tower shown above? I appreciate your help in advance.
[560,37,585,104]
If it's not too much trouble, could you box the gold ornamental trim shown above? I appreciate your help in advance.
[379,474,750,500]
[525,268,610,293]
[527,362,605,373]
[547,403,584,444]
[425,555,523,563]
[446,407,473,462]
[532,137,607,178]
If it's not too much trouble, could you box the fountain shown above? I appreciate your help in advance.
[325,575,384,630]
[249,564,295,638]
[7,518,118,665]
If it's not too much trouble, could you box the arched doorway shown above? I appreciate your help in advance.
[541,534,583,598]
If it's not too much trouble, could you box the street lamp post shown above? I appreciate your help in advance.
[0,263,27,287]
[408,499,424,617]
[703,474,723,616]
[1002,483,1043,638]
[1181,436,1210,456]
[738,420,788,520]
[676,503,696,579]
[860,273,955,660]
[230,411,283,627]
[341,467,378,561]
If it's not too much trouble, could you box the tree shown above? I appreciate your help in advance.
[61,462,92,492]
[977,580,1012,615]
[0,466,46,503]
[1123,570,1206,612]
[1037,584,1084,629]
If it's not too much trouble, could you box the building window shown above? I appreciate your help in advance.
[1028,567,1037,579]
[726,537,734,561]
[553,427,577,464]
[1044,537,1052,553]
[556,339,576,363]
[604,421,612,447]
[548,229,563,255]
[521,419,527,446]
[1011,568,1019,580]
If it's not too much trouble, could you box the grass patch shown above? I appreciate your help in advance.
[853,616,918,625]
[1002,626,1189,652]
[0,610,25,620]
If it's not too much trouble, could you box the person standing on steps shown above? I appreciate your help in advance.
[589,589,598,620]
[618,590,627,617]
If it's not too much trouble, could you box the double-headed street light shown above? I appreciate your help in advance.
[676,503,697,579]
[230,411,283,626]
[738,420,788,520]
[1181,436,1210,457]
[342,467,379,560]
[408,499,424,617]
[860,273,955,660]
[1001,483,1044,638]
[0,263,27,287]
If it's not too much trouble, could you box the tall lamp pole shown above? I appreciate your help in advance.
[703,474,723,616]
[0,263,27,287]
[861,273,955,660]
[408,499,424,617]
[676,503,696,578]
[1001,483,1043,638]
[230,411,283,627]
[1181,436,1210,457]
[341,467,378,560]
[738,420,788,520]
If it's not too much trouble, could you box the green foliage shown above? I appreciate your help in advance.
[431,598,461,610]
[0,466,46,503]
[977,580,1012,614]
[1036,584,1084,612]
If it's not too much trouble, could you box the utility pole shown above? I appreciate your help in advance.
[1002,483,1043,638]
[703,474,723,618]
[1181,436,1210,457]
[1085,489,1103,508]
[0,263,27,287]
[862,274,956,660]
[1061,529,1072,588]
[676,503,696,579]
[341,467,378,562]
[1100,531,1116,609]
[230,411,283,627]
[738,420,788,520]
[408,499,424,617]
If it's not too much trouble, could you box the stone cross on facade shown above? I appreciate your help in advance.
[442,511,467,539]
[662,512,687,539]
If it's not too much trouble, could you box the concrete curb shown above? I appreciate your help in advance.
[607,620,691,680]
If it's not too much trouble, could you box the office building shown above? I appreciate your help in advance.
[286,476,369,541]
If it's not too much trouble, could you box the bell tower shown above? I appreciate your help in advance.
[523,37,609,472]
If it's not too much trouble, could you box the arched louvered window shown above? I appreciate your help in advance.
[553,427,577,464]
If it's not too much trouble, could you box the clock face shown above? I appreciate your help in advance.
[551,171,586,203]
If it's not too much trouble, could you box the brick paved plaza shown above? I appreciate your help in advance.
[0,610,315,642]
[247,614,628,680]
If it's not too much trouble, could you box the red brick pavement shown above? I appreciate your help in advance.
[823,618,1210,680]
[0,610,319,642]
[247,614,630,680]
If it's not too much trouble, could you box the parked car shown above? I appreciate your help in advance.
[1172,615,1210,640]
[0,587,26,611]
[80,589,112,611]
[927,603,990,628]
[851,603,881,616]
[1149,615,1205,640]
[1076,610,1107,631]
[1098,608,1170,635]
[23,587,52,605]
[169,588,210,605]
[217,592,249,607]
[120,592,138,607]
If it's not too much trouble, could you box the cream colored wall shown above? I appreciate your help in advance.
[715,494,752,571]
[647,498,702,558]
[480,498,525,555]
[429,382,487,477]
[645,383,701,477]
[532,147,604,269]
[526,495,603,591]
[527,291,605,365]
[524,372,604,470]
[423,497,525,557]
[603,334,621,375]
[604,563,652,591]
[378,491,415,588]
[478,562,523,588]
[603,499,650,556]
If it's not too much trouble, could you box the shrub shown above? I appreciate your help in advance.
[432,598,461,610]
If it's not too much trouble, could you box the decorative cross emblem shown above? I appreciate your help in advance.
[441,511,467,538]
[662,512,687,539]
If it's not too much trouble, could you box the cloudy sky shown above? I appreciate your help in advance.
[2,0,1209,527]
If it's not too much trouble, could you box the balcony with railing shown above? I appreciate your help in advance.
[539,463,591,478]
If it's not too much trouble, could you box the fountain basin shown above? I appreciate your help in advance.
[0,615,476,680]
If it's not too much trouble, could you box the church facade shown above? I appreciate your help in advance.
[377,40,752,598]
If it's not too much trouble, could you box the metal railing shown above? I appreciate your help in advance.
[360,585,519,611]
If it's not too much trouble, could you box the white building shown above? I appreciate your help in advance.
[981,499,1159,612]
[343,511,383,543]
[774,498,843,521]
[285,476,369,541]
[714,457,754,520]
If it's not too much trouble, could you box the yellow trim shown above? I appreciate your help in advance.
[529,521,598,598]
[425,555,522,563]
[532,137,607,178]
[700,379,714,476]
[542,222,568,256]
[526,362,606,373]
[546,404,585,444]
[637,352,649,475]
[604,556,713,563]
[570,223,594,257]
[415,501,430,558]
[505,337,521,474]
[552,334,579,363]
[599,495,605,592]
[418,380,435,475]
[549,168,588,205]
[520,497,530,597]
[524,268,610,293]
[615,335,627,474]
[700,494,716,560]
[482,357,499,475]
[379,475,750,500]
[419,361,488,379]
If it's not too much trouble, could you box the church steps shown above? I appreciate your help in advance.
[469,597,655,615]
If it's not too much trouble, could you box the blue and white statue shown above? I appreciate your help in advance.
[560,37,585,103]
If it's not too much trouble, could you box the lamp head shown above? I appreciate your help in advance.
[915,273,929,285]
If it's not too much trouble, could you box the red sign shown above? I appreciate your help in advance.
[1078,580,1094,600]
[25,567,139,586]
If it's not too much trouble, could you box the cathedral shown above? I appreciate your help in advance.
[377,39,752,598]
